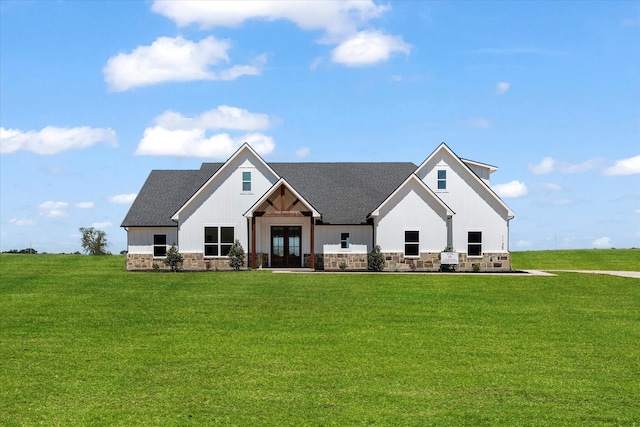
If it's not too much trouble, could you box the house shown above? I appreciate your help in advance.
[121,143,514,272]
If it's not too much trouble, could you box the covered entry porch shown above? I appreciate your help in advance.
[245,179,320,269]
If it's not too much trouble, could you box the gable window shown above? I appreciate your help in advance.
[242,171,251,192]
[205,226,235,257]
[468,231,482,256]
[437,170,447,190]
[341,233,350,249]
[404,230,419,256]
[153,234,167,257]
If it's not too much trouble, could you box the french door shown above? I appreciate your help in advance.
[271,226,302,268]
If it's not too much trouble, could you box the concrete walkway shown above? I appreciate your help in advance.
[548,270,640,279]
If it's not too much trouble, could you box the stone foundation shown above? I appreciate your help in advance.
[127,251,511,272]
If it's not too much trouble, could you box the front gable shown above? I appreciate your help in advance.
[171,143,280,222]
[415,143,514,219]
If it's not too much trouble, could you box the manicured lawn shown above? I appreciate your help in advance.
[512,248,640,271]
[1,254,639,426]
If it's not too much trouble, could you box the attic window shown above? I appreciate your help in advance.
[437,170,446,190]
[242,171,251,192]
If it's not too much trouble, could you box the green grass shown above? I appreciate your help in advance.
[1,253,639,426]
[512,248,640,271]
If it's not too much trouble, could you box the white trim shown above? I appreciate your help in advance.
[244,177,321,218]
[171,143,279,221]
[369,173,454,218]
[415,143,514,219]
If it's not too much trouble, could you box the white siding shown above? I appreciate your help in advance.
[375,180,449,253]
[127,227,178,255]
[416,150,510,254]
[315,225,372,254]
[177,152,278,253]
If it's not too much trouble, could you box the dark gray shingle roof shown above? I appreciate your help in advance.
[121,162,416,227]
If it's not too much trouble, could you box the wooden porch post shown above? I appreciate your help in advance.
[251,216,256,269]
[310,217,315,270]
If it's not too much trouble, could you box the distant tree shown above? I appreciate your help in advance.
[79,227,110,255]
[367,245,385,271]
[120,250,128,255]
[4,248,38,254]
[163,243,183,272]
[227,239,245,271]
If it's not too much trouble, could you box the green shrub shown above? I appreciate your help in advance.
[228,239,245,271]
[163,243,183,272]
[367,245,385,271]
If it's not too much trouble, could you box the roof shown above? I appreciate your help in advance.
[121,163,222,227]
[121,161,416,227]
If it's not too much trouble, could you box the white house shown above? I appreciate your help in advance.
[121,143,514,271]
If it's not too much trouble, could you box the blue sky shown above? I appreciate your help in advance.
[1,0,639,254]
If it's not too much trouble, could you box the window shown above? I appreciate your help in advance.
[153,234,167,257]
[404,230,419,256]
[468,231,482,256]
[205,226,235,256]
[242,171,251,192]
[341,233,350,249]
[437,169,446,190]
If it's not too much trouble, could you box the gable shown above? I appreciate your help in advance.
[415,143,514,218]
[171,143,279,222]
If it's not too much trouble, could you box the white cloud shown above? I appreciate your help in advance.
[635,208,640,214]
[1,126,117,155]
[515,240,532,248]
[91,221,113,229]
[592,237,612,248]
[76,202,94,209]
[466,118,491,129]
[603,155,640,176]
[9,218,36,226]
[496,82,510,95]
[529,157,555,174]
[155,106,271,132]
[135,107,276,158]
[39,201,69,218]
[295,147,310,158]
[151,0,388,41]
[151,1,405,67]
[331,30,410,67]
[528,156,601,174]
[534,182,563,192]
[109,194,137,204]
[103,36,261,91]
[493,180,528,198]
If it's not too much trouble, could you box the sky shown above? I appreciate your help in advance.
[1,0,639,254]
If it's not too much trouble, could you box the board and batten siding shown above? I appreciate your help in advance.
[315,225,372,254]
[127,227,177,255]
[417,151,510,254]
[374,179,449,254]
[177,154,278,254]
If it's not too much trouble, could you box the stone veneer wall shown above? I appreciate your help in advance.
[127,251,510,272]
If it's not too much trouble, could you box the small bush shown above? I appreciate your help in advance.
[472,263,481,273]
[228,240,245,271]
[367,245,385,272]
[339,261,347,271]
[164,243,183,272]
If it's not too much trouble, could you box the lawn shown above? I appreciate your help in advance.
[1,253,639,426]
[512,248,640,271]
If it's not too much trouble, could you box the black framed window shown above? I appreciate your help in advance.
[404,230,419,256]
[153,234,167,257]
[205,226,235,257]
[468,231,482,256]
[341,233,350,249]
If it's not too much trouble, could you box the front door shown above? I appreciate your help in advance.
[271,226,302,268]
